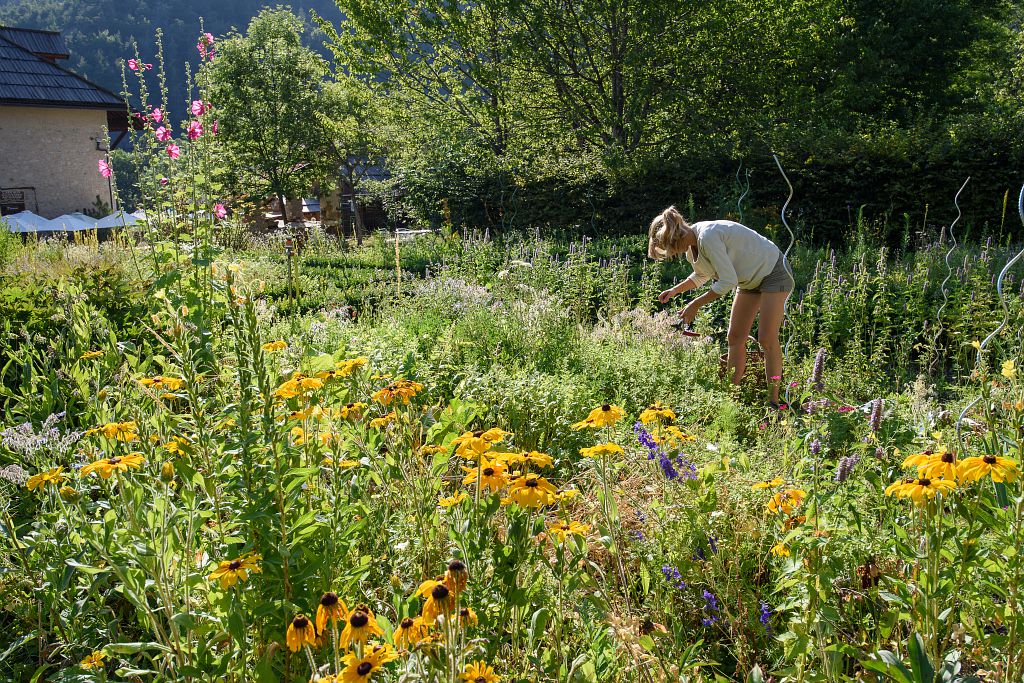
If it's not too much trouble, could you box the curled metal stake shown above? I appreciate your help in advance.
[772,154,798,364]
[956,183,1024,449]
[736,162,751,224]
[929,177,970,377]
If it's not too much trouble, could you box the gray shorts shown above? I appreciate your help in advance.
[747,254,793,293]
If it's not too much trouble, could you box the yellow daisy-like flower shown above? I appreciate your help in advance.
[767,489,807,515]
[286,614,316,652]
[371,379,424,405]
[335,357,369,377]
[316,591,348,633]
[450,428,511,459]
[505,474,558,508]
[571,404,625,430]
[340,652,380,683]
[444,559,469,594]
[369,412,397,429]
[367,642,399,665]
[393,616,429,650]
[208,553,262,589]
[86,421,138,442]
[439,491,468,507]
[26,466,65,491]
[340,605,384,648]
[579,443,624,459]
[79,452,146,479]
[638,402,676,424]
[656,425,696,446]
[916,450,959,481]
[555,488,579,501]
[547,520,590,543]
[79,350,104,361]
[322,456,360,469]
[419,444,448,457]
[770,542,790,557]
[139,375,185,392]
[461,458,508,492]
[885,477,957,504]
[339,402,368,420]
[752,477,785,491]
[462,661,500,683]
[262,340,288,352]
[80,650,106,669]
[958,454,1019,483]
[163,435,192,455]
[459,606,478,628]
[1003,359,1017,380]
[416,579,456,626]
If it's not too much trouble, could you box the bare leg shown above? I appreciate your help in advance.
[758,291,791,403]
[728,290,761,385]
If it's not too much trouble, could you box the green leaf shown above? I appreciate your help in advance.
[907,633,934,683]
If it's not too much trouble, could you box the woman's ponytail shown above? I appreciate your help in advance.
[647,206,692,260]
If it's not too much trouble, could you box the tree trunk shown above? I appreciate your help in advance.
[354,198,365,246]
[277,192,288,224]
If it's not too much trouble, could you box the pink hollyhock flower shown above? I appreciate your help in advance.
[190,100,208,117]
[203,32,215,46]
[214,203,227,219]
[128,59,138,71]
[166,143,181,159]
[98,159,112,178]
[211,120,219,136]
[152,107,163,123]
[187,120,203,140]
[154,126,171,142]
[159,177,169,186]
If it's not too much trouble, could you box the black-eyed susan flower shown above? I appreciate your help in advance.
[316,591,348,633]
[339,402,367,420]
[767,488,806,514]
[505,474,558,508]
[140,375,185,392]
[322,455,360,469]
[916,450,959,481]
[783,515,806,530]
[286,614,316,652]
[884,477,956,504]
[752,477,785,491]
[547,520,590,543]
[579,443,624,459]
[459,606,478,628]
[208,553,261,589]
[340,651,380,682]
[439,491,467,507]
[416,579,456,625]
[262,340,288,352]
[80,650,106,669]
[656,425,696,446]
[393,616,429,649]
[340,604,384,648]
[958,454,1019,483]
[59,485,79,502]
[444,559,468,594]
[451,429,511,459]
[521,451,554,468]
[86,421,138,442]
[555,488,579,502]
[461,458,508,492]
[461,661,500,683]
[638,402,676,424]
[163,435,192,455]
[770,542,790,557]
[419,444,448,457]
[371,379,424,405]
[367,642,399,666]
[335,357,369,377]
[369,412,397,429]
[79,350,104,361]
[26,466,65,491]
[79,453,146,479]
[572,404,625,430]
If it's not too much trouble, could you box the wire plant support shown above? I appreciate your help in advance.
[929,177,970,378]
[956,182,1024,450]
[736,161,751,224]
[772,154,798,365]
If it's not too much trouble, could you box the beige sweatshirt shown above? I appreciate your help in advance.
[683,220,781,295]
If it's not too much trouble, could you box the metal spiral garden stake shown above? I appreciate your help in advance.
[772,154,798,363]
[928,177,970,377]
[956,182,1024,450]
[736,162,751,224]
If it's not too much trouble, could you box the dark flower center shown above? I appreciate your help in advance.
[918,478,931,486]
[601,404,611,411]
[357,662,372,676]
[228,560,242,570]
[292,615,309,629]
[561,524,571,531]
[984,455,997,464]
[431,584,450,600]
[473,430,484,437]
[349,610,369,627]
[475,677,487,683]
[346,403,355,409]
[108,457,121,465]
[483,468,494,476]
[448,560,465,573]
[460,607,471,617]
[942,452,955,463]
[320,592,338,607]
[525,479,539,488]
[400,617,414,628]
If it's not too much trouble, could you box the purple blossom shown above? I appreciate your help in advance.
[701,590,720,625]
[661,565,686,591]
[835,454,860,482]
[810,349,826,390]
[810,439,822,456]
[760,602,772,634]
[868,398,884,432]
[635,422,697,482]
[708,535,718,555]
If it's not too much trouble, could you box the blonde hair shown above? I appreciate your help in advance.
[647,206,692,260]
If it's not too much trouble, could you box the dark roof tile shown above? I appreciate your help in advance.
[0,26,69,59]
[0,33,122,108]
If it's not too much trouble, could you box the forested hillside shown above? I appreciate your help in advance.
[0,0,341,109]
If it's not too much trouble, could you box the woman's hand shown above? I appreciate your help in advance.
[658,285,680,304]
[680,300,702,325]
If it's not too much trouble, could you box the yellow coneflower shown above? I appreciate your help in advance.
[770,542,790,557]
[419,444,448,456]
[369,412,397,429]
[767,489,806,515]
[262,340,288,352]
[163,435,191,455]
[371,379,424,405]
[547,520,590,543]
[79,350,104,361]
[439,491,468,507]
[208,553,262,589]
[416,579,456,626]
[521,451,554,468]
[958,454,1019,483]
[579,443,624,459]
[461,661,500,683]
[322,456,360,469]
[316,591,348,633]
[555,488,579,502]
[884,477,957,505]
[26,466,65,491]
[340,604,384,648]
[59,485,79,502]
[335,357,369,377]
[655,425,696,447]
[286,614,316,652]
[462,458,508,492]
[505,474,558,508]
[340,652,380,682]
[80,650,106,669]
[571,404,625,430]
[450,428,511,459]
[638,401,676,424]
[459,606,478,628]
[783,515,806,530]
[752,477,785,491]
[917,450,959,481]
[339,402,368,420]
[79,453,146,479]
[367,642,399,665]
[86,421,138,442]
[393,616,429,650]
[444,559,469,594]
